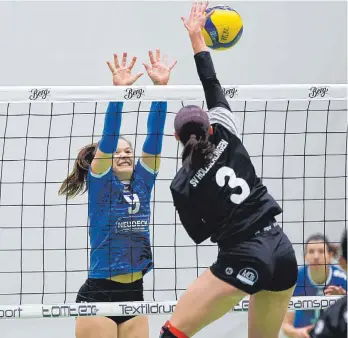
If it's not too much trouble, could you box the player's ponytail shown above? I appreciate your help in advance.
[182,132,215,170]
[58,143,97,199]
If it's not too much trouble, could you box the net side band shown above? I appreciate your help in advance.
[0,85,346,103]
[0,296,342,319]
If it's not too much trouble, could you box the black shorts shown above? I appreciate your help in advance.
[76,278,144,325]
[210,223,298,295]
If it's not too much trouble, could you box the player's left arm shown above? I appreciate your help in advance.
[142,49,177,172]
[324,270,347,296]
[141,101,167,172]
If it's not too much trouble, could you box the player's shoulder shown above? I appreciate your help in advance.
[296,266,306,280]
[87,166,116,196]
[88,166,113,180]
[208,106,241,140]
[170,166,189,193]
[331,265,347,282]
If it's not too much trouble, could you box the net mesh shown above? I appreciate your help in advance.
[0,85,346,316]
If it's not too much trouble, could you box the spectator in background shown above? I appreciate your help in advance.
[282,233,347,338]
[310,229,347,338]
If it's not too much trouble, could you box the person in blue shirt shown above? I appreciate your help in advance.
[58,49,176,338]
[282,233,347,338]
[310,230,347,338]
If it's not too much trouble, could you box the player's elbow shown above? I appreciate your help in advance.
[141,152,161,172]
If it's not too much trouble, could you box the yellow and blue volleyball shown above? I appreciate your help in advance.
[203,5,243,51]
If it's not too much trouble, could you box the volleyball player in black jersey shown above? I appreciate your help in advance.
[160,2,298,338]
[310,230,347,338]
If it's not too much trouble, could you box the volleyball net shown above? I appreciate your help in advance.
[0,84,346,319]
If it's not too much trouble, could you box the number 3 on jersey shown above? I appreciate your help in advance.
[123,194,140,214]
[215,166,250,204]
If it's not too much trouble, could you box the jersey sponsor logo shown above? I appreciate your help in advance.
[236,267,258,286]
[190,139,229,187]
[123,193,140,214]
[116,215,150,233]
[216,166,250,204]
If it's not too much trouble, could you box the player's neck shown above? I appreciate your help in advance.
[114,170,132,181]
[308,266,331,285]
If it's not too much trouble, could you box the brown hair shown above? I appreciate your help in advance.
[58,137,132,199]
[58,143,97,199]
[305,233,340,258]
[179,121,215,170]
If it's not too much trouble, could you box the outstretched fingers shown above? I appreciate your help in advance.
[127,56,137,71]
[121,52,127,67]
[106,60,116,74]
[114,53,120,68]
[148,50,156,65]
[133,72,144,82]
[168,60,178,70]
[202,1,209,14]
[181,16,189,30]
[143,62,151,73]
[155,48,161,62]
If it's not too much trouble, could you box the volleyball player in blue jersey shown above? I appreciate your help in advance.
[282,233,346,338]
[58,50,176,338]
[310,230,347,338]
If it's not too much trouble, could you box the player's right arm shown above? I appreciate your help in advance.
[91,53,143,175]
[183,2,229,111]
[183,1,240,137]
[282,312,314,338]
[282,274,314,338]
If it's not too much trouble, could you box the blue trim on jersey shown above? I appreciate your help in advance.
[87,159,158,278]
[293,265,347,328]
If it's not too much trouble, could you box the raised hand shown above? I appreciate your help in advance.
[294,324,315,338]
[106,52,143,86]
[181,1,214,35]
[324,285,346,296]
[143,48,177,85]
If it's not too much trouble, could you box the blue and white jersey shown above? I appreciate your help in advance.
[87,160,156,279]
[293,265,347,328]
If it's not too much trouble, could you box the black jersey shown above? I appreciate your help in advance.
[170,51,282,245]
[310,296,347,338]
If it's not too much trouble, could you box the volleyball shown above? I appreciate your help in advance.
[203,5,243,51]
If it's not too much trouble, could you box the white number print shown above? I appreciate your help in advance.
[123,194,140,214]
[215,166,250,204]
